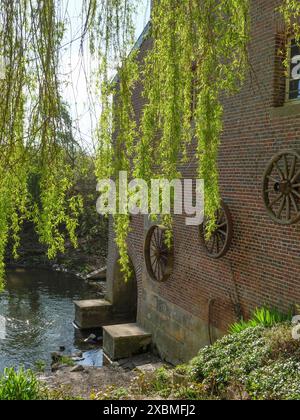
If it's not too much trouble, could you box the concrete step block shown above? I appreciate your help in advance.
[103,323,152,361]
[74,299,113,329]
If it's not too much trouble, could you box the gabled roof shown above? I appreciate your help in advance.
[112,21,151,84]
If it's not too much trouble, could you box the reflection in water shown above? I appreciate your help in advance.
[0,269,103,371]
[0,316,6,340]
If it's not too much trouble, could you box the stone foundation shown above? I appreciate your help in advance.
[138,288,223,365]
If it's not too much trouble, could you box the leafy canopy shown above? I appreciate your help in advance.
[0,1,298,284]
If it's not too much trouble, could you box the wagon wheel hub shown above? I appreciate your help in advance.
[274,180,292,195]
[154,249,161,258]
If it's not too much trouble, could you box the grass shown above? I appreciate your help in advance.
[59,356,75,367]
[229,307,292,334]
[0,368,42,400]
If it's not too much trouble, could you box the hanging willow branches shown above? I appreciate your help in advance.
[0,0,83,289]
[93,0,250,279]
[280,0,300,41]
[0,0,299,286]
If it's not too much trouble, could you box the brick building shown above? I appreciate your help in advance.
[103,0,300,364]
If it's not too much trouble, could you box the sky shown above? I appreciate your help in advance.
[60,0,151,154]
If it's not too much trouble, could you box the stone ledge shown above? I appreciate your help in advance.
[103,323,152,361]
[270,102,300,118]
[74,299,113,329]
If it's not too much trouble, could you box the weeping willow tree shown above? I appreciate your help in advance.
[0,0,83,290]
[0,0,299,287]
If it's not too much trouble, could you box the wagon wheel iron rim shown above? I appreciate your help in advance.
[200,201,233,259]
[263,150,300,225]
[144,225,174,282]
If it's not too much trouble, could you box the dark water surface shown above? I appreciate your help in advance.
[0,269,103,372]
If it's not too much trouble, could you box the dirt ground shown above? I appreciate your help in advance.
[40,353,165,400]
[41,365,137,399]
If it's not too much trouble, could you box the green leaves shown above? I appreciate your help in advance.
[0,368,42,401]
[229,307,292,334]
[93,0,250,274]
[0,1,87,288]
[189,323,300,400]
[3,1,297,284]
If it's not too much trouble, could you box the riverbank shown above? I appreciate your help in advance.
[5,222,107,279]
[41,322,300,400]
[41,353,165,400]
[1,321,300,400]
[5,173,108,279]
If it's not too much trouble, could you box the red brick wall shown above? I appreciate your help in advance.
[108,0,300,339]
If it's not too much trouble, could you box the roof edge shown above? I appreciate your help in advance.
[112,21,151,84]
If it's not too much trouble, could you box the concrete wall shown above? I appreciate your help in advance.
[138,280,223,364]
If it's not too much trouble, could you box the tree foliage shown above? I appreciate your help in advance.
[93,0,250,279]
[0,0,83,289]
[0,0,299,285]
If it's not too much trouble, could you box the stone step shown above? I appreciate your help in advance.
[74,299,113,330]
[103,323,152,361]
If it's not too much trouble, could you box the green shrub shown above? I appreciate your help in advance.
[189,322,300,400]
[229,307,292,334]
[0,368,42,400]
[189,326,268,395]
[246,359,300,400]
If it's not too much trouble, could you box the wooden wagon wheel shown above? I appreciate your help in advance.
[144,225,174,282]
[199,201,233,259]
[263,150,300,225]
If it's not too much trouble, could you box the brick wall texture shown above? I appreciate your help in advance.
[107,0,300,360]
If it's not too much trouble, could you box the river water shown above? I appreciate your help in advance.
[0,268,103,372]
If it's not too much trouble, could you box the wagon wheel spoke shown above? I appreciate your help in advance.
[154,228,161,247]
[274,162,284,180]
[267,175,280,183]
[277,196,286,219]
[292,189,300,199]
[218,222,227,229]
[150,236,157,249]
[290,193,299,213]
[160,254,168,263]
[218,228,227,237]
[160,248,169,256]
[150,243,156,252]
[292,169,300,184]
[210,235,216,254]
[150,252,157,261]
[269,193,284,209]
[217,231,226,246]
